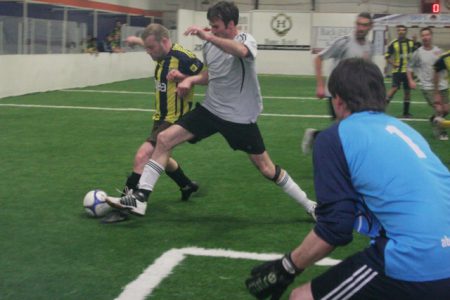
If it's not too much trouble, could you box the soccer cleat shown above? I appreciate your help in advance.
[301,128,318,154]
[115,186,134,197]
[306,201,317,221]
[121,186,134,197]
[180,181,199,201]
[439,132,449,141]
[106,191,147,216]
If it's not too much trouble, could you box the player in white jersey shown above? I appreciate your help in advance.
[302,12,373,154]
[315,12,373,101]
[106,1,317,219]
[407,27,449,140]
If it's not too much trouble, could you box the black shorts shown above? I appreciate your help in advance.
[392,72,410,90]
[146,120,172,146]
[311,248,450,300]
[176,104,266,154]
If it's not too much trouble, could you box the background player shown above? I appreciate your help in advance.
[385,25,415,118]
[246,58,450,300]
[303,12,373,154]
[433,49,450,138]
[407,27,448,141]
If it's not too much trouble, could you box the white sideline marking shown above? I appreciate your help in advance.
[62,89,429,104]
[0,103,430,122]
[115,247,341,300]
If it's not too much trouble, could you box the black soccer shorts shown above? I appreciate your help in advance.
[392,72,410,91]
[311,248,450,300]
[176,104,266,154]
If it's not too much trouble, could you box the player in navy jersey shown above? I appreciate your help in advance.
[102,24,204,223]
[246,58,450,300]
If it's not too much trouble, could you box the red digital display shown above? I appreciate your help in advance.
[432,3,440,13]
[421,0,441,13]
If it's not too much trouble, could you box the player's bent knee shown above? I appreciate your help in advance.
[156,130,175,151]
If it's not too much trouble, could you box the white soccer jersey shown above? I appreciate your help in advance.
[201,32,263,124]
[408,46,448,91]
[318,33,373,96]
[319,33,373,68]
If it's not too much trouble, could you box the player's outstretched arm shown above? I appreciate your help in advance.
[184,25,249,58]
[125,36,144,47]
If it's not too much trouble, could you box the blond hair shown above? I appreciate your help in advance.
[141,23,170,42]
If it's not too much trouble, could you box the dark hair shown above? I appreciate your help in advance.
[357,12,372,23]
[420,26,433,34]
[397,24,407,30]
[328,58,386,113]
[207,1,239,27]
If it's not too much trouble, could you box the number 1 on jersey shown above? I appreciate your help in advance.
[385,125,427,159]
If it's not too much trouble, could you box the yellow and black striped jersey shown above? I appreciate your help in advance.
[385,38,414,73]
[434,50,450,74]
[153,43,204,123]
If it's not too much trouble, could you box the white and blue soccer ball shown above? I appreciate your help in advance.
[83,189,112,217]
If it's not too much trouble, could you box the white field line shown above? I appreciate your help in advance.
[0,103,430,122]
[61,89,427,104]
[0,103,154,112]
[62,89,317,100]
[115,247,341,300]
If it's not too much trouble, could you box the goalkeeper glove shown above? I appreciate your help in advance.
[245,253,303,300]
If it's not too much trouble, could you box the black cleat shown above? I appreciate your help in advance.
[180,181,199,201]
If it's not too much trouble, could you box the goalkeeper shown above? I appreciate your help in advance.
[246,58,450,300]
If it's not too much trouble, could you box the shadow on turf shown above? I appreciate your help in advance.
[80,183,315,226]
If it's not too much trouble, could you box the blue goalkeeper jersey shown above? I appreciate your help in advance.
[313,111,450,282]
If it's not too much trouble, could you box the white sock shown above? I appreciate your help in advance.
[277,171,315,211]
[138,159,165,191]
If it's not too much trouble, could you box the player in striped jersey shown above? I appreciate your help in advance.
[246,58,450,300]
[102,24,204,223]
[385,25,415,118]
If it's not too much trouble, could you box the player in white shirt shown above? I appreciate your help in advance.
[407,27,448,140]
[106,1,317,219]
[302,12,373,154]
[315,12,374,101]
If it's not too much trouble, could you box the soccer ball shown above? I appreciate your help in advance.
[83,189,112,217]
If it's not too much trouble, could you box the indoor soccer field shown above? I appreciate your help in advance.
[1,75,448,300]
